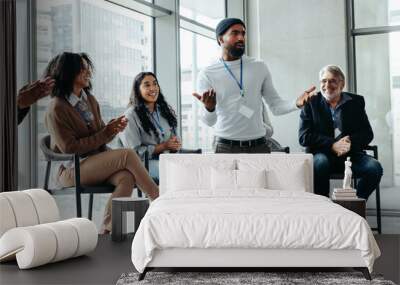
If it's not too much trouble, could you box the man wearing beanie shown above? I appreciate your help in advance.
[193,18,315,153]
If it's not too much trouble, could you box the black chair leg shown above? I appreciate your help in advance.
[88,193,94,220]
[76,190,82,218]
[74,155,83,218]
[44,161,51,190]
[376,186,382,234]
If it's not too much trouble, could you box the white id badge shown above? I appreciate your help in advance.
[334,128,341,138]
[238,104,254,119]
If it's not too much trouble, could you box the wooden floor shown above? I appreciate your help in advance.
[0,235,399,285]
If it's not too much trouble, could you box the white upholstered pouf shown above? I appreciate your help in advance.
[0,189,98,269]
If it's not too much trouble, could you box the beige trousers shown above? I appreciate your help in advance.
[58,149,159,232]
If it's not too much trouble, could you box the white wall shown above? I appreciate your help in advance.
[247,0,347,152]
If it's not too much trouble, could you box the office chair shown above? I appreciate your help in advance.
[40,135,115,219]
[267,137,290,153]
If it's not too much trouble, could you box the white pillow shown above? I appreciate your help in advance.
[211,168,236,190]
[167,162,206,191]
[265,161,307,191]
[238,158,309,192]
[211,169,267,190]
[167,160,235,191]
[236,169,267,189]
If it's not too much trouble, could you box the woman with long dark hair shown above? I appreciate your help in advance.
[45,52,159,233]
[119,72,181,180]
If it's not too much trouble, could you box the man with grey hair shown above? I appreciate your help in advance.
[299,65,383,200]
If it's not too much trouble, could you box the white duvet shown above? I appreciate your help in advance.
[131,190,380,273]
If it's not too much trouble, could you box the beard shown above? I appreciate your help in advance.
[227,43,245,58]
[321,90,340,102]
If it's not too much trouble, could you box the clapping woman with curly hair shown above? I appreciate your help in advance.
[45,52,159,234]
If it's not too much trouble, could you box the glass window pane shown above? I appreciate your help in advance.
[180,0,225,28]
[355,32,400,186]
[180,29,219,152]
[35,0,153,220]
[354,0,400,28]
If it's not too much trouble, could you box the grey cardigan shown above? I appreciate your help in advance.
[118,105,175,159]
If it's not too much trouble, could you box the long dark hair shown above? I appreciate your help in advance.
[50,52,94,99]
[129,72,177,138]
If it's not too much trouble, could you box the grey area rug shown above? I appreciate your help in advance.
[116,272,396,285]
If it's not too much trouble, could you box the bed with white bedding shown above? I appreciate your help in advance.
[131,154,380,280]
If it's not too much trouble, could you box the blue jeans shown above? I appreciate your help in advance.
[313,152,383,200]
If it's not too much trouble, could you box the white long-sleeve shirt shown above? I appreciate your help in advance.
[197,55,297,140]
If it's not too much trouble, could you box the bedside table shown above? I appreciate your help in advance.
[332,198,366,218]
[111,197,149,242]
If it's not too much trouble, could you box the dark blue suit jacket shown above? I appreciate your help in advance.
[299,92,373,155]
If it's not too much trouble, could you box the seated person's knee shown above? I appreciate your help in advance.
[313,153,330,170]
[111,171,135,195]
[365,158,383,180]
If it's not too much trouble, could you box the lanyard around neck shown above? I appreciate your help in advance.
[221,57,244,97]
[151,109,165,137]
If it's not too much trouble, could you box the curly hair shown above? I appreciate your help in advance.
[42,54,60,78]
[129,72,177,138]
[50,52,94,99]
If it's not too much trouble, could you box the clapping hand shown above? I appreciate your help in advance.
[192,88,217,112]
[105,115,128,136]
[164,135,182,152]
[37,76,56,99]
[17,76,56,108]
[296,86,317,108]
[332,136,351,157]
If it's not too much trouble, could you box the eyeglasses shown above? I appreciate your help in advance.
[320,78,343,85]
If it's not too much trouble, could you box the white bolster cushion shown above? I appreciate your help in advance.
[24,189,60,223]
[0,226,57,269]
[0,189,59,238]
[64,218,98,257]
[42,221,79,262]
[1,192,39,227]
[0,218,98,269]
[0,196,17,237]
